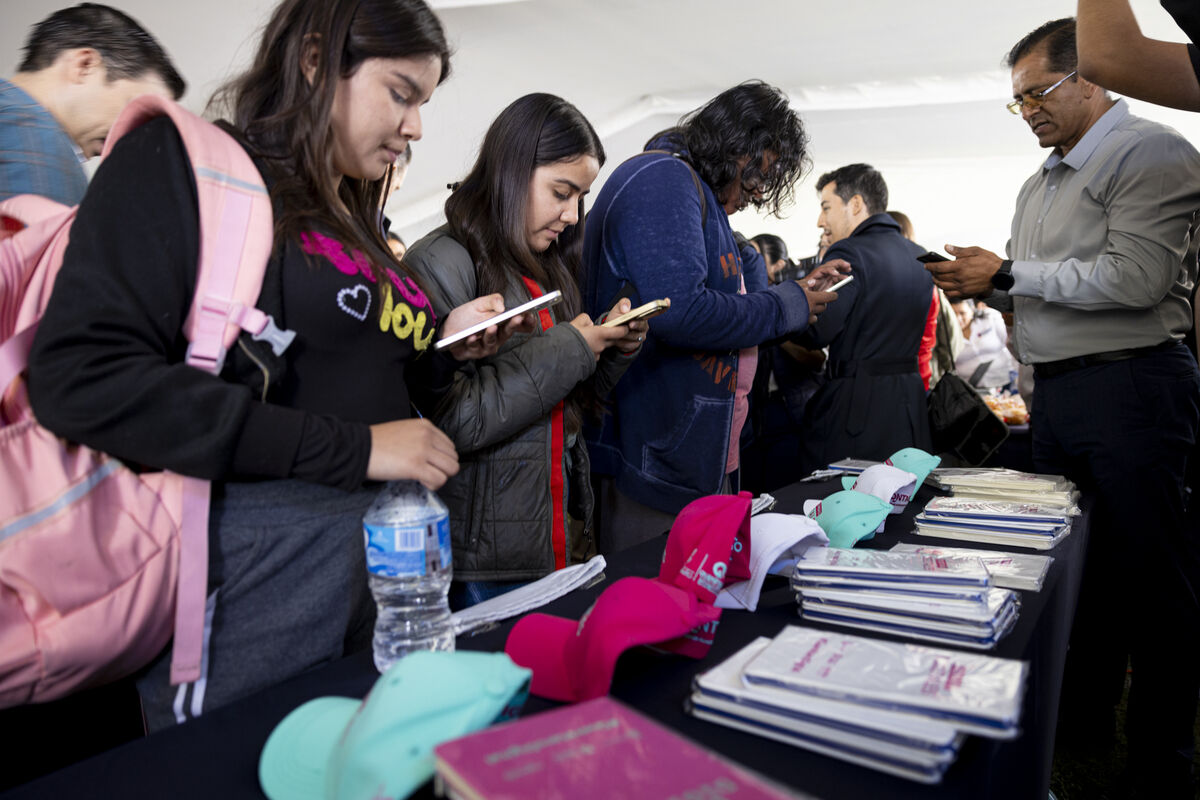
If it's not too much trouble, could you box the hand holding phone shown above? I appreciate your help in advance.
[601,298,670,327]
[435,290,562,351]
[827,275,854,292]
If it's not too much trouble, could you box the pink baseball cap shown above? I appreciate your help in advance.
[504,577,723,702]
[659,492,753,604]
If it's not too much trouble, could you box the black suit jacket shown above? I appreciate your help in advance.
[798,213,934,471]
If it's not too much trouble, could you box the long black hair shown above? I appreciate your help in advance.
[212,0,451,290]
[444,93,605,322]
[444,93,605,431]
[652,80,810,217]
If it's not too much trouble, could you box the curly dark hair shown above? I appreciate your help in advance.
[654,80,810,218]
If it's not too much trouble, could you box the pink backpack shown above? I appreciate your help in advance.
[0,95,291,707]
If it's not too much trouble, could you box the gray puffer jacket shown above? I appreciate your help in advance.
[405,226,634,580]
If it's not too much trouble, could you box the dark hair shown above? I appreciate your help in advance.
[886,209,914,240]
[18,3,185,99]
[386,230,404,245]
[445,93,604,321]
[653,80,809,218]
[1006,17,1077,73]
[750,233,789,265]
[816,163,888,216]
[444,93,604,430]
[213,0,450,292]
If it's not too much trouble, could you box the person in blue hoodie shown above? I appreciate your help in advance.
[582,80,843,553]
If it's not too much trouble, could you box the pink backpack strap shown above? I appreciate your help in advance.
[102,96,291,686]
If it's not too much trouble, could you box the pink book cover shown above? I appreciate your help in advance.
[433,696,795,800]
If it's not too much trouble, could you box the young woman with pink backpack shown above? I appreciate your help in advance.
[24,0,515,730]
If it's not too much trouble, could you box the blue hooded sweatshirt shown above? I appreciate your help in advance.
[582,135,813,514]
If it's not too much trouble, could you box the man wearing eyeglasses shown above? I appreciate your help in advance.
[927,17,1200,797]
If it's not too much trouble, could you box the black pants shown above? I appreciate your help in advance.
[1034,344,1200,782]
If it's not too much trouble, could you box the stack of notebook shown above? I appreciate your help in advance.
[889,543,1053,592]
[913,496,1074,551]
[927,468,1079,509]
[791,548,1018,649]
[687,627,1028,784]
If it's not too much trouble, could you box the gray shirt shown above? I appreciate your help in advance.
[1004,99,1200,363]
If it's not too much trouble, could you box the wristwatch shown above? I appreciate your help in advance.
[991,260,1015,291]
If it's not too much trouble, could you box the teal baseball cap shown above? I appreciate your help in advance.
[803,490,892,548]
[885,447,941,487]
[258,651,531,800]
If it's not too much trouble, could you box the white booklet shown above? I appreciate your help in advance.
[792,575,989,603]
[913,513,1067,535]
[793,548,991,586]
[922,496,1072,523]
[800,596,1019,651]
[742,626,1028,736]
[799,586,1015,624]
[690,639,961,783]
[929,468,1069,492]
[890,544,1053,592]
[913,521,1071,551]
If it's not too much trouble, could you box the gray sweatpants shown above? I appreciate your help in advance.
[136,479,377,731]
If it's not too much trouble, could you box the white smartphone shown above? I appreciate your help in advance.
[434,290,562,351]
[827,275,855,292]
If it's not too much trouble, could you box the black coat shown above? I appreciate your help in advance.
[798,214,934,471]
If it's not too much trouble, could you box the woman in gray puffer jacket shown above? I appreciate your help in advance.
[405,94,646,608]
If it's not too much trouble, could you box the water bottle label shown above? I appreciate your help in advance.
[363,516,451,577]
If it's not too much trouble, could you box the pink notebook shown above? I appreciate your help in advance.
[434,696,794,799]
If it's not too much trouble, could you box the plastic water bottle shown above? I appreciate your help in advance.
[362,480,454,673]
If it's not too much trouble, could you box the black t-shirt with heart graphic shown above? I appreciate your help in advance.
[27,115,452,491]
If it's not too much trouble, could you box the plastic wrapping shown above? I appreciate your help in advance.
[799,592,1019,651]
[741,626,1027,735]
[928,468,1080,508]
[689,638,961,784]
[891,544,1053,592]
[793,548,990,586]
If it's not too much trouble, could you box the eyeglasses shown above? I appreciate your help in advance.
[1006,70,1077,114]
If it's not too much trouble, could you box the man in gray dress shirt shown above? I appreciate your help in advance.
[928,18,1200,796]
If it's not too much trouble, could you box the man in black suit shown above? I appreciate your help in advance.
[797,164,935,473]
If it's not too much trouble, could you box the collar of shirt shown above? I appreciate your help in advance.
[1042,99,1128,172]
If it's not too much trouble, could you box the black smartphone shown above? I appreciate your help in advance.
[916,251,950,263]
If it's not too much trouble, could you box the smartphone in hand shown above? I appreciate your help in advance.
[601,298,670,327]
[434,290,562,351]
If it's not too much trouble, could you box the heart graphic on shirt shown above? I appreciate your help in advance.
[337,284,372,321]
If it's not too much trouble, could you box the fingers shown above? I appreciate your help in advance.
[423,420,456,455]
[477,293,506,314]
[503,313,532,335]
[608,298,632,318]
[426,444,459,479]
[570,312,594,329]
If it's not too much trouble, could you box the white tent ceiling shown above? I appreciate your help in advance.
[3,0,1198,257]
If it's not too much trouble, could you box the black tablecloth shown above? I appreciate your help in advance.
[3,477,1090,800]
